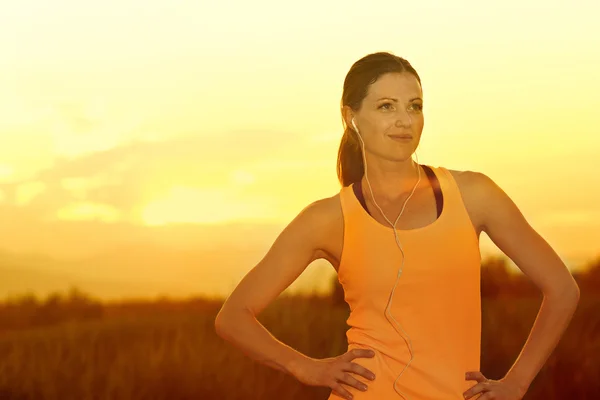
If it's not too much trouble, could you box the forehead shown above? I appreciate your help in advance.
[365,72,422,100]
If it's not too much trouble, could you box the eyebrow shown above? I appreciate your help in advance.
[376,97,422,102]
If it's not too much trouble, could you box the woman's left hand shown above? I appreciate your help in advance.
[463,371,526,399]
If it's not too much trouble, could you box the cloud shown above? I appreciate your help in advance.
[0,128,327,223]
[15,181,46,206]
[55,201,122,223]
[0,95,145,158]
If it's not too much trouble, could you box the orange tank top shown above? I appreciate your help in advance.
[328,165,482,400]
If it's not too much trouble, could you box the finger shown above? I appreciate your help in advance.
[346,348,375,361]
[465,371,487,382]
[332,383,354,400]
[463,382,490,399]
[346,361,376,381]
[338,372,368,392]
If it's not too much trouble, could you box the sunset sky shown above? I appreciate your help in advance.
[1,0,599,299]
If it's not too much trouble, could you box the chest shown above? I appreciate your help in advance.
[316,170,483,272]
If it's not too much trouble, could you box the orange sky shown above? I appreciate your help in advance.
[0,0,598,299]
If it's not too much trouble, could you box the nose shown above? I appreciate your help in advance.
[395,111,412,128]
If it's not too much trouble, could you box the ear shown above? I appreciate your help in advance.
[341,105,355,130]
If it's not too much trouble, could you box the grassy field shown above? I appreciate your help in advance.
[0,257,598,399]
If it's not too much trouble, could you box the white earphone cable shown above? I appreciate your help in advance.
[351,117,420,399]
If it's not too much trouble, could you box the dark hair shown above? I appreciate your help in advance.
[336,51,422,187]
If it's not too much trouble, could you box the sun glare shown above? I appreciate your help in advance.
[140,186,278,226]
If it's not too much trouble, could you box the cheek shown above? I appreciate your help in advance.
[381,120,397,132]
[411,113,424,123]
[413,116,425,130]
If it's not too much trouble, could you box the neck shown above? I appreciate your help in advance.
[360,157,423,204]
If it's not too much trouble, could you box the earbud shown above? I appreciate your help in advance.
[351,117,359,135]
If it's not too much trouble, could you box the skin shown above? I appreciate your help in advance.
[342,71,426,205]
[215,72,580,400]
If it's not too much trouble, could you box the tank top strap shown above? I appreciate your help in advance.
[433,165,472,224]
[338,165,474,237]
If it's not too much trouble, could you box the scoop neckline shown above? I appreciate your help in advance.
[349,165,448,233]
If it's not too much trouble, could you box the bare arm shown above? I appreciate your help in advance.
[471,171,580,394]
[214,198,332,376]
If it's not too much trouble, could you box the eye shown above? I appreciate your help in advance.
[379,102,423,111]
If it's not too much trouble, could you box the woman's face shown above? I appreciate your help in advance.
[348,72,424,161]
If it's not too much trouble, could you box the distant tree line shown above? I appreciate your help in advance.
[0,287,104,331]
[329,254,599,307]
[1,253,598,332]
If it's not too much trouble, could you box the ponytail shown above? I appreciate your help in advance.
[336,126,364,187]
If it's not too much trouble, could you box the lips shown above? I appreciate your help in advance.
[389,135,413,139]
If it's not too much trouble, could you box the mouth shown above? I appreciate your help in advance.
[388,135,413,141]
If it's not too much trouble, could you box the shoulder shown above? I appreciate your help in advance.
[295,192,344,238]
[301,189,343,216]
[305,191,344,228]
[446,168,500,200]
[444,167,473,182]
[444,167,511,230]
[443,167,498,233]
[444,167,491,194]
[441,167,478,196]
[293,192,344,263]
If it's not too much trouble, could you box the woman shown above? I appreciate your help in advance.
[215,52,580,400]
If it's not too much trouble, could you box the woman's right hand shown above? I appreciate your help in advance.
[291,349,377,400]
